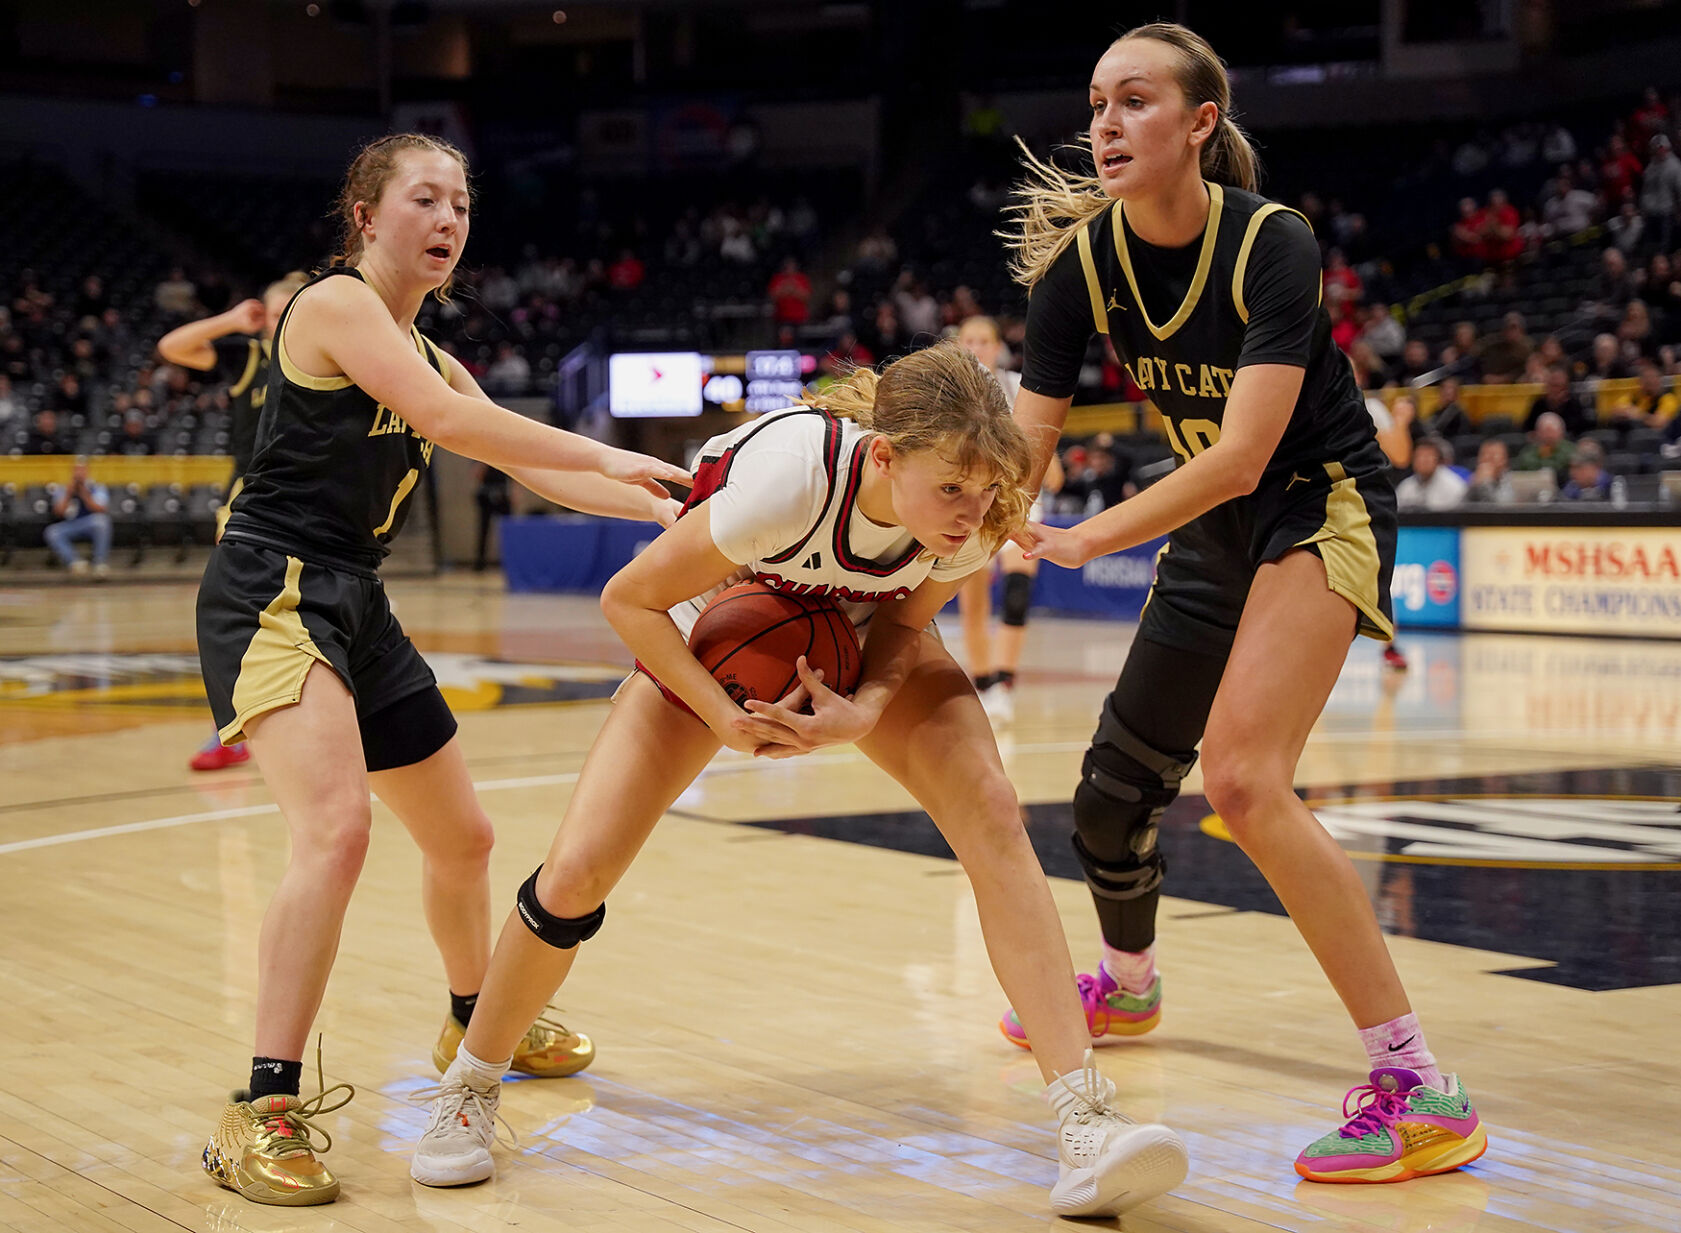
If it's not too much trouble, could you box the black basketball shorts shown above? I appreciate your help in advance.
[196,539,450,761]
[1136,457,1398,659]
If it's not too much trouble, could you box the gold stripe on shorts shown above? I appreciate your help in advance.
[222,555,333,743]
[1294,461,1392,641]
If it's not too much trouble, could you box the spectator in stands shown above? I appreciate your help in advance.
[606,249,645,291]
[718,218,755,264]
[1440,321,1483,383]
[1541,123,1577,164]
[1482,189,1523,264]
[153,267,198,319]
[1358,304,1404,368]
[1543,168,1600,237]
[44,458,110,578]
[767,256,812,328]
[893,273,942,340]
[483,342,531,396]
[478,266,520,313]
[1606,198,1645,253]
[1584,332,1633,381]
[1620,299,1660,360]
[1525,365,1595,434]
[1559,440,1612,501]
[1478,311,1533,382]
[854,225,898,273]
[1516,410,1577,478]
[1639,253,1681,335]
[1524,334,1567,383]
[867,300,907,358]
[1396,338,1435,385]
[0,373,18,427]
[1395,437,1467,511]
[1429,377,1474,439]
[1600,133,1644,203]
[1640,135,1681,252]
[1368,394,1414,468]
[1323,247,1362,300]
[50,372,87,420]
[1465,439,1514,503]
[1065,444,1132,512]
[1326,283,1359,353]
[820,288,856,340]
[1617,359,1679,429]
[74,275,107,320]
[25,408,68,454]
[1589,246,1637,325]
[113,409,155,456]
[1445,198,1486,267]
[1630,87,1671,159]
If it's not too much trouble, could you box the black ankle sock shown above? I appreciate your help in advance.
[975,671,998,691]
[451,990,479,1027]
[249,1057,302,1100]
[995,669,1017,687]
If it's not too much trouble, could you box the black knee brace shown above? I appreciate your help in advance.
[516,866,606,950]
[1000,571,1033,627]
[1072,705,1196,948]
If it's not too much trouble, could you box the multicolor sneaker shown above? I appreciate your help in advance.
[1295,1068,1487,1184]
[1045,1049,1188,1216]
[1000,966,1161,1049]
[202,1084,355,1206]
[432,1009,595,1078]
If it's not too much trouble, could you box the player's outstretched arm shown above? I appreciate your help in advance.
[440,357,684,523]
[296,275,691,494]
[1015,390,1074,493]
[156,300,266,371]
[1024,363,1303,566]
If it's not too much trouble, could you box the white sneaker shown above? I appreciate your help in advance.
[69,558,90,577]
[410,1063,509,1187]
[1045,1050,1188,1217]
[980,681,1015,724]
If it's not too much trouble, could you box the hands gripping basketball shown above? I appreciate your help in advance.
[735,656,877,758]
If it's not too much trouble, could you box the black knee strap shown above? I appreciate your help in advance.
[1072,832,1166,901]
[1082,705,1197,803]
[1000,571,1033,626]
[516,866,605,949]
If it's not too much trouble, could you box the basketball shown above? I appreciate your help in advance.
[689,581,863,710]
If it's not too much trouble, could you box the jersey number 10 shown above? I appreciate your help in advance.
[1161,416,1221,464]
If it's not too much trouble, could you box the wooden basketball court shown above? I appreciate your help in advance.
[1,576,1677,1232]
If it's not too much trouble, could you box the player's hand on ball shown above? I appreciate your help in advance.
[740,656,875,758]
[1018,521,1089,568]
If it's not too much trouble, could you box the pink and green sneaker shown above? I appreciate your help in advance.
[1295,1067,1488,1183]
[999,966,1162,1050]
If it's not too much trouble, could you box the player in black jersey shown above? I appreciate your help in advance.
[159,270,308,772]
[196,133,692,1209]
[996,24,1487,1185]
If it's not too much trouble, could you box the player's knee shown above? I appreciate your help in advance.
[516,865,606,950]
[1199,747,1290,843]
[950,771,1029,860]
[304,811,373,886]
[1000,571,1033,627]
[431,810,494,870]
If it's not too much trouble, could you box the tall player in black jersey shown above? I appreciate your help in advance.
[196,133,691,1208]
[997,24,1487,1185]
[159,270,306,772]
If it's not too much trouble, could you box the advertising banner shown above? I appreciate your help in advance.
[1391,525,1462,628]
[1461,526,1681,637]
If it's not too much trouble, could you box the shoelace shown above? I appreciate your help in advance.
[254,1038,355,1158]
[1338,1084,1412,1139]
[1053,1052,1132,1128]
[413,1079,518,1150]
[523,1009,577,1048]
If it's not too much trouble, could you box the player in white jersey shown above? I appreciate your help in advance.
[411,340,1189,1219]
[955,315,1064,723]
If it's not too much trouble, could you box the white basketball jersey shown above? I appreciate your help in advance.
[671,407,988,638]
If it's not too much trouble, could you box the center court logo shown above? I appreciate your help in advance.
[1201,795,1681,868]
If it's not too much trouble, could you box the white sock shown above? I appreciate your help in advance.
[451,1042,510,1089]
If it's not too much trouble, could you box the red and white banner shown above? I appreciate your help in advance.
[1461,527,1681,637]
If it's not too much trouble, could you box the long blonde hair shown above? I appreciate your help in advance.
[332,133,473,301]
[804,339,1032,549]
[1004,21,1261,289]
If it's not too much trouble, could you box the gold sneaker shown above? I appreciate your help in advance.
[432,1009,595,1078]
[202,1083,354,1206]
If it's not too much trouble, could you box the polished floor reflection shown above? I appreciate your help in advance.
[0,578,1677,1233]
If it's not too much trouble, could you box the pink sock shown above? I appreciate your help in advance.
[1358,1012,1444,1089]
[1100,942,1156,996]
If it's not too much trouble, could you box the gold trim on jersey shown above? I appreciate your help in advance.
[1232,204,1312,323]
[1113,181,1224,341]
[416,330,453,384]
[214,475,245,542]
[222,555,334,744]
[276,323,354,392]
[1075,226,1110,336]
[374,468,420,538]
[227,339,264,398]
[1293,461,1392,641]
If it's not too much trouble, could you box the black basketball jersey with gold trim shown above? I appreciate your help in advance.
[221,267,448,571]
[1022,182,1381,479]
[209,334,270,478]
